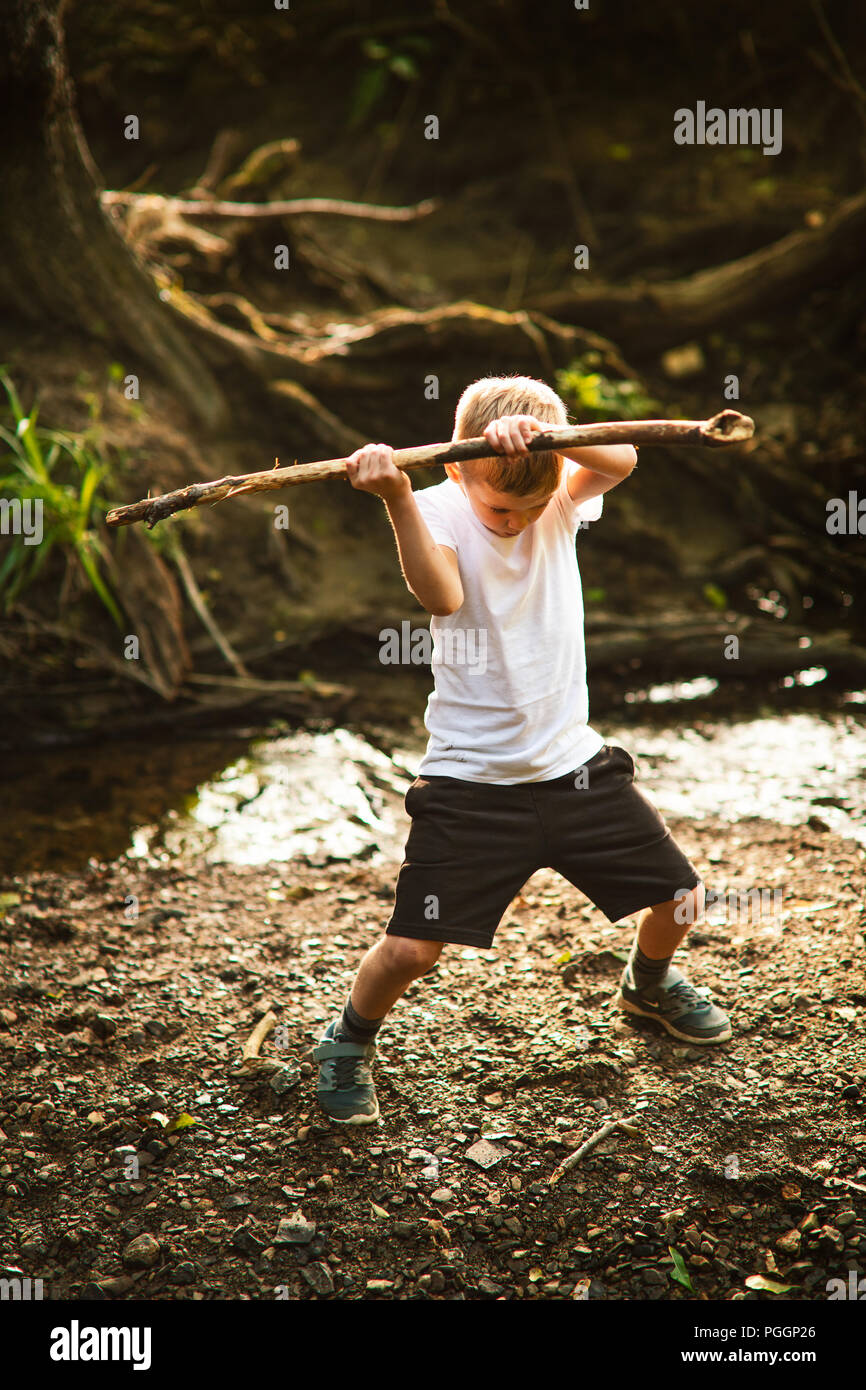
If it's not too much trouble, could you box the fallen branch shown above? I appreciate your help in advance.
[242,1010,277,1063]
[105,410,754,529]
[101,189,439,223]
[549,1115,642,1187]
[530,188,866,349]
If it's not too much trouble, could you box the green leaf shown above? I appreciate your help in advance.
[348,63,388,128]
[388,53,418,81]
[703,582,727,611]
[165,1112,198,1133]
[77,545,123,627]
[745,1274,795,1294]
[668,1245,694,1291]
[361,38,389,61]
[556,950,572,965]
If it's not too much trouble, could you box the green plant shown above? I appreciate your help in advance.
[347,35,430,129]
[557,353,659,421]
[668,1245,694,1292]
[0,369,123,624]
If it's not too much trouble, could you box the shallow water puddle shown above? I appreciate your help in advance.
[134,708,866,868]
[4,703,865,875]
[128,728,417,868]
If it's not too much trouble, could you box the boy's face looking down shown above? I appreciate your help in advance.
[445,463,556,538]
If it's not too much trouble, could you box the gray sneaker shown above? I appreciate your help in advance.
[311,1020,380,1124]
[618,962,732,1044]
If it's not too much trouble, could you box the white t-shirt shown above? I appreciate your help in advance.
[412,461,604,783]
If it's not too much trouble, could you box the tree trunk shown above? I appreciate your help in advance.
[0,0,227,429]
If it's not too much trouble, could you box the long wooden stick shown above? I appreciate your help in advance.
[105,410,753,530]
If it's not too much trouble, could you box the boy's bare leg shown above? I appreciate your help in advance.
[349,934,444,1021]
[634,884,705,959]
[620,883,730,1041]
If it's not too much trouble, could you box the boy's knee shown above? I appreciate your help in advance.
[383,934,443,975]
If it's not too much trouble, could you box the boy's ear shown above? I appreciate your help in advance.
[444,462,463,485]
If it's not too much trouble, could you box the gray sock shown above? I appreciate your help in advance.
[336,994,385,1044]
[630,944,672,989]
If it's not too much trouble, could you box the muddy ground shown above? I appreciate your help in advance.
[1,812,864,1303]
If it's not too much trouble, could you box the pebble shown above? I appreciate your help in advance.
[83,1275,135,1298]
[430,1188,455,1203]
[268,1067,300,1096]
[816,1225,845,1253]
[836,1209,857,1229]
[465,1140,505,1170]
[121,1234,161,1269]
[301,1262,334,1296]
[275,1211,316,1245]
[366,1278,393,1294]
[231,1227,265,1257]
[775,1229,801,1256]
[418,1271,446,1293]
[477,1277,504,1297]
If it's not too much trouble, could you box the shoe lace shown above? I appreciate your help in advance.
[332,1052,365,1087]
[668,979,710,1012]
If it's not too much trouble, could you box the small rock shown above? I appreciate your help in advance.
[366,1278,393,1294]
[430,1188,455,1204]
[121,1233,161,1269]
[418,1271,446,1293]
[816,1225,845,1254]
[477,1277,505,1297]
[168,1262,196,1285]
[268,1066,300,1096]
[835,1209,857,1230]
[301,1262,334,1296]
[93,1275,134,1296]
[231,1226,265,1257]
[315,1174,334,1193]
[275,1211,316,1245]
[776,1229,801,1257]
[465,1139,505,1170]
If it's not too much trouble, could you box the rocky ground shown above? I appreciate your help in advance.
[1,813,864,1303]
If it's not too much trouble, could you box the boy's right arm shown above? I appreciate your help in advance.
[346,443,463,617]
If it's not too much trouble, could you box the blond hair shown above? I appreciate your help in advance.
[453,375,567,497]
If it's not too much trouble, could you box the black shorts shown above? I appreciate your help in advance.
[386,743,701,949]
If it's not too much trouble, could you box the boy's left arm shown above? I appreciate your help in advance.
[559,443,638,505]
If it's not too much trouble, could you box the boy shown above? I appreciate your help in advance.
[312,375,730,1125]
